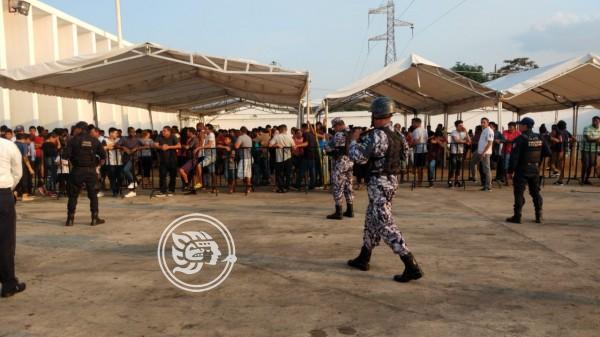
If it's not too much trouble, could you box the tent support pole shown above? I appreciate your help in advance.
[148,105,154,131]
[573,105,579,137]
[403,113,407,128]
[497,100,503,130]
[92,94,99,127]
[306,85,311,125]
[324,99,329,129]
[178,110,182,129]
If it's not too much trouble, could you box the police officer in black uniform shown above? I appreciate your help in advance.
[63,122,106,226]
[506,117,551,224]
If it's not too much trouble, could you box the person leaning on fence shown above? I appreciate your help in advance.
[63,122,107,226]
[472,118,494,191]
[269,125,295,193]
[580,116,600,185]
[154,126,181,198]
[347,96,424,283]
[118,127,143,198]
[235,126,254,194]
[178,128,200,194]
[448,120,470,188]
[411,118,428,186]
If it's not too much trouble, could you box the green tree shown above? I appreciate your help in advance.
[495,57,539,78]
[451,62,488,83]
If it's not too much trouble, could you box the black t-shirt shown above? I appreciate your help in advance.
[303,132,318,159]
[157,135,179,163]
[42,142,58,158]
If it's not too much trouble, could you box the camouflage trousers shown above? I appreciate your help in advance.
[363,175,409,256]
[331,166,354,206]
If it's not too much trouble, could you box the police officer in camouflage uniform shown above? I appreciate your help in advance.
[325,118,354,220]
[506,117,551,224]
[63,122,106,226]
[347,97,423,283]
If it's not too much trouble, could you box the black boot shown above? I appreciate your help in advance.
[347,246,371,271]
[535,211,544,224]
[65,213,74,227]
[506,215,521,224]
[343,203,354,218]
[393,253,423,283]
[326,205,343,220]
[1,281,26,298]
[91,212,105,226]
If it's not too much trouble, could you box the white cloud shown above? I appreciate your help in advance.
[515,12,600,53]
[531,12,597,31]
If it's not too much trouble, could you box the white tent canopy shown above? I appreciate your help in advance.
[325,54,496,115]
[486,53,600,113]
[0,43,309,115]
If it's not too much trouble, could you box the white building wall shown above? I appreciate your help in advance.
[0,0,180,130]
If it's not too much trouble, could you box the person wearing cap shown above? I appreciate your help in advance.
[324,117,354,219]
[63,121,107,226]
[347,96,424,283]
[506,117,551,224]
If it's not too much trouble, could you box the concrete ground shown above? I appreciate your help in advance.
[1,183,599,337]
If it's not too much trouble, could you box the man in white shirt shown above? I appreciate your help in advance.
[448,120,471,187]
[411,118,428,186]
[473,117,494,191]
[0,137,26,297]
[269,124,295,193]
[234,126,254,194]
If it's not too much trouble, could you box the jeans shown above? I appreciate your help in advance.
[448,153,463,180]
[122,159,134,185]
[298,157,316,188]
[276,159,292,191]
[581,150,598,182]
[44,157,57,192]
[108,165,123,196]
[471,152,492,189]
[428,159,437,182]
[159,160,177,193]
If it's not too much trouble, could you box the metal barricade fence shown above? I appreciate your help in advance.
[27,138,599,199]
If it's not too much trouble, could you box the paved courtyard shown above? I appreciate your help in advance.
[1,184,599,337]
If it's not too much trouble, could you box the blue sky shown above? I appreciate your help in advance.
[44,0,600,99]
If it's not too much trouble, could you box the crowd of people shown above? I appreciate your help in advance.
[0,115,598,201]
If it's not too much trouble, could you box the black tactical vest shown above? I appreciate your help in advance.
[522,132,543,165]
[71,134,96,167]
[368,127,403,176]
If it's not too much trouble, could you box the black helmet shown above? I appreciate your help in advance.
[370,97,395,119]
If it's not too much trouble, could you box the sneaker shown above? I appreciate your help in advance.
[124,190,136,198]
[553,180,564,186]
[481,187,492,192]
[154,192,167,198]
[167,192,174,197]
[38,186,46,196]
[21,195,35,202]
[97,191,104,197]
[194,182,203,189]
[127,182,135,189]
[447,181,453,188]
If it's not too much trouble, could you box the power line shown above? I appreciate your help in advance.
[416,0,469,37]
[398,0,469,57]
[397,0,415,18]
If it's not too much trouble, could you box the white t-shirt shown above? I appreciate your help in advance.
[269,133,294,162]
[201,132,216,159]
[450,130,467,154]
[412,127,428,154]
[478,127,494,155]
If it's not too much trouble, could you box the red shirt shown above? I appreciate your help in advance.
[502,130,521,154]
[34,136,44,158]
